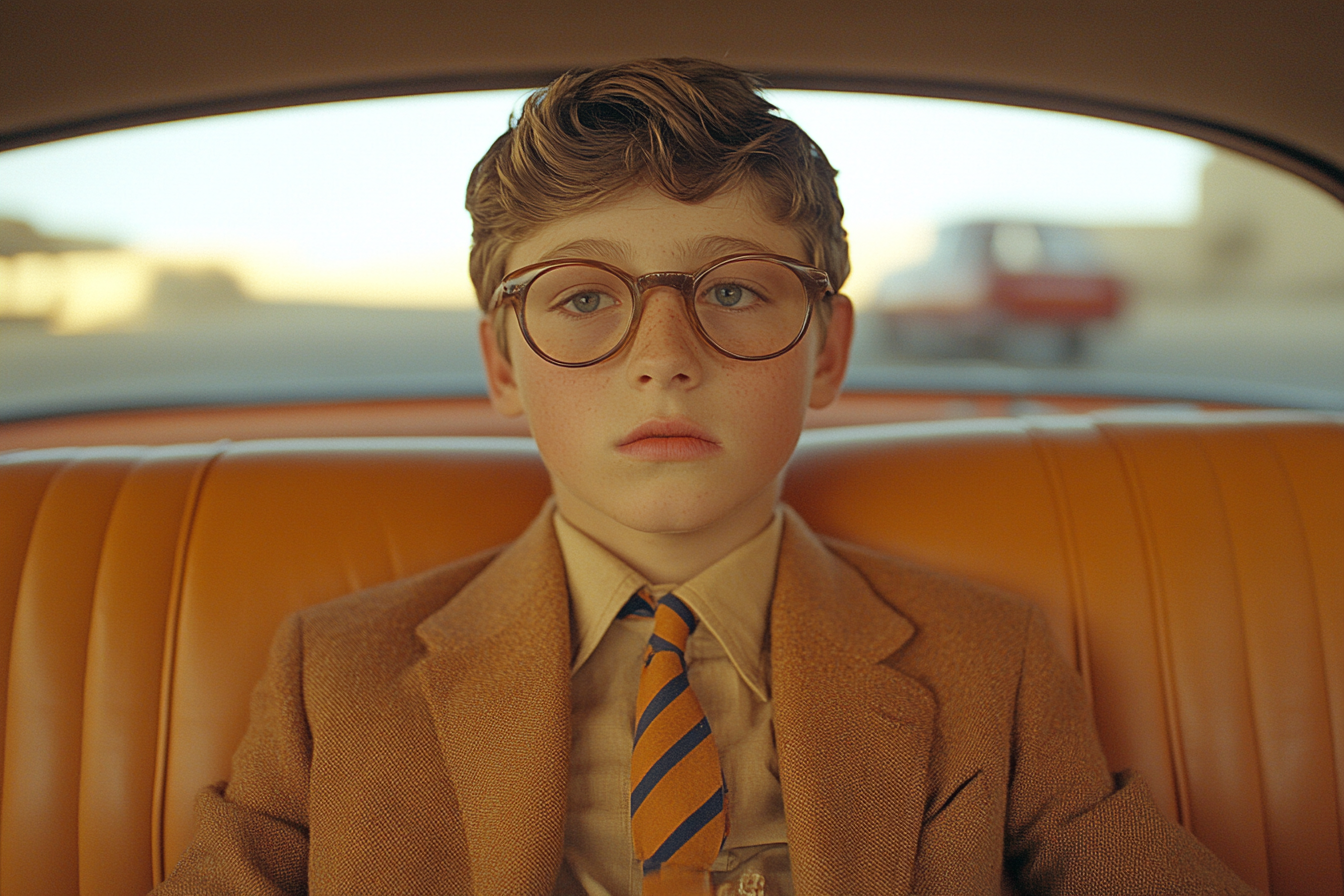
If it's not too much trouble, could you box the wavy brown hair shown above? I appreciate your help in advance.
[465,58,849,311]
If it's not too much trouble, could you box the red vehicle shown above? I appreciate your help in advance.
[873,220,1126,363]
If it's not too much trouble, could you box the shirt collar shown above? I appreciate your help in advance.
[554,508,783,700]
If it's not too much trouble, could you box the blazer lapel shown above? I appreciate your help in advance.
[772,508,936,896]
[415,508,571,896]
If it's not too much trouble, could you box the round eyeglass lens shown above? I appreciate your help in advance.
[694,258,811,357]
[521,264,634,364]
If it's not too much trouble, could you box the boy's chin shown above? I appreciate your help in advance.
[621,507,744,537]
[584,502,735,537]
[556,483,780,542]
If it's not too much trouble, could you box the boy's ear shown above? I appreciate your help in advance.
[807,293,854,410]
[478,316,525,417]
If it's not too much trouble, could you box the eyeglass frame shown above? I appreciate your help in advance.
[487,252,835,368]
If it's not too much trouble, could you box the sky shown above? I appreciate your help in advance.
[0,89,1212,305]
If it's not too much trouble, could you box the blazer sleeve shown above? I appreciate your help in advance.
[1004,606,1257,895]
[153,613,312,896]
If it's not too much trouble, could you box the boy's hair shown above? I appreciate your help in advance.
[465,57,850,311]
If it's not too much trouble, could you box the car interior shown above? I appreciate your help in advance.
[1,2,1342,894]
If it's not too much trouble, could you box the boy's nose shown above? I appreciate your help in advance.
[624,288,705,387]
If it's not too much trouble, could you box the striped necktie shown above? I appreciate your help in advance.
[618,588,728,892]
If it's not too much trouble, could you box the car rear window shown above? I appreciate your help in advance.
[2,90,1342,420]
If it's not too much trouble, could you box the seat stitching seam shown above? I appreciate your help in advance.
[150,441,230,886]
[1024,423,1092,702]
[0,455,75,820]
[1199,429,1275,886]
[78,450,158,890]
[1098,423,1192,827]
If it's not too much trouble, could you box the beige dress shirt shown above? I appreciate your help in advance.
[554,509,793,896]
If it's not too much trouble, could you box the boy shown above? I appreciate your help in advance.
[157,59,1253,895]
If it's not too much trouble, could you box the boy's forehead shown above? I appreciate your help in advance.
[504,186,809,273]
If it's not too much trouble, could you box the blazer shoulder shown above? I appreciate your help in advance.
[814,534,1070,733]
[820,534,1041,650]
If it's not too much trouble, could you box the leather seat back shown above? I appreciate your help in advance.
[1,412,1341,895]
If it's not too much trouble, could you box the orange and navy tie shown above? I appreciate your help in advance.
[619,588,728,890]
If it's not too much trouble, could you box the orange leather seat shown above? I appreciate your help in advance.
[1,410,1341,895]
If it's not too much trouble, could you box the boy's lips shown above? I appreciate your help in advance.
[617,419,721,461]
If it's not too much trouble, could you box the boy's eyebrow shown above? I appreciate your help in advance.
[541,238,635,264]
[687,236,781,259]
[538,236,783,269]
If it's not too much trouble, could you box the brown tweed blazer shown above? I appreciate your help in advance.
[156,507,1252,896]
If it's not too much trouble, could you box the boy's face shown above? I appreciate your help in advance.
[479,185,852,562]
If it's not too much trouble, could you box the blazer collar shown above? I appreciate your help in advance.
[415,505,572,896]
[772,507,937,896]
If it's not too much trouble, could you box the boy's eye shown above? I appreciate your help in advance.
[555,290,618,314]
[701,282,762,309]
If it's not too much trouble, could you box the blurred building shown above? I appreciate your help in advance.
[1094,151,1344,298]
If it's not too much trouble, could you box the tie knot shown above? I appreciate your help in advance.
[617,588,699,658]
[650,592,698,654]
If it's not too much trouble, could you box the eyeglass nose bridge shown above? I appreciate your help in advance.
[632,270,697,299]
[621,271,706,354]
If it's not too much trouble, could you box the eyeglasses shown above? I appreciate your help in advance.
[488,253,833,368]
